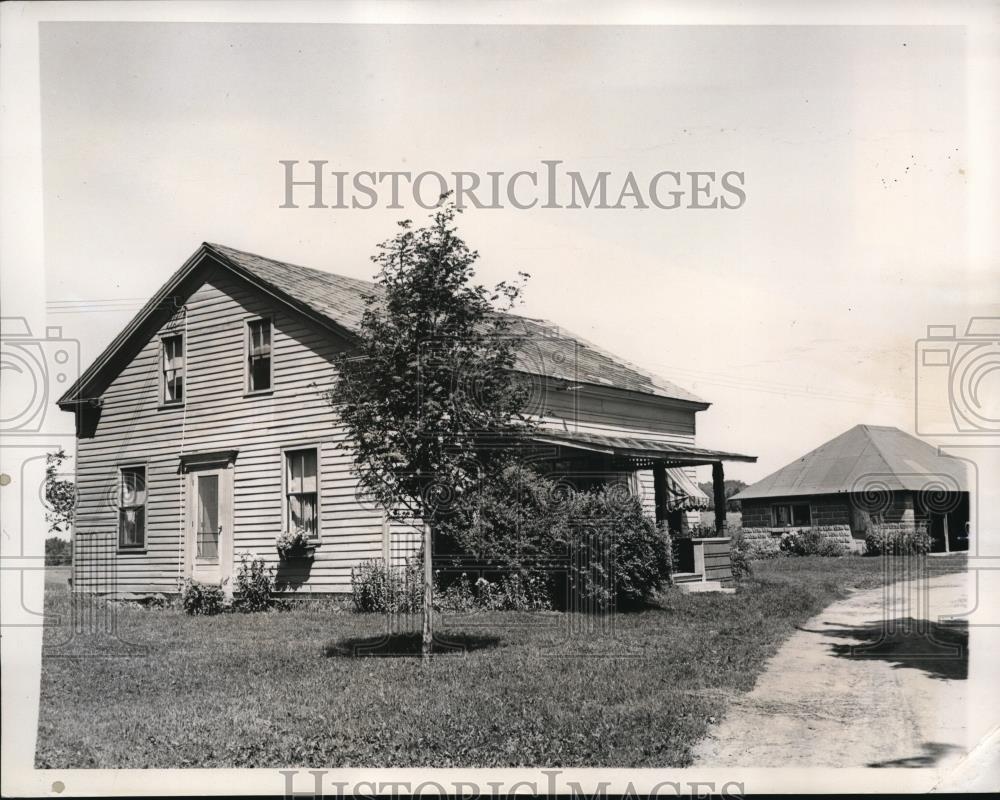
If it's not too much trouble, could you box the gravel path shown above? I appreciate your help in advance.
[692,571,971,768]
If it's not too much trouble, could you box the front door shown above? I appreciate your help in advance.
[187,466,233,589]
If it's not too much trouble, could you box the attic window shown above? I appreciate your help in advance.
[247,318,272,393]
[161,334,184,403]
[773,502,810,527]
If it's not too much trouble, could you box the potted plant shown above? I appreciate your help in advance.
[276,528,316,561]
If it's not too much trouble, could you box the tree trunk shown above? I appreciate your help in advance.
[422,521,433,661]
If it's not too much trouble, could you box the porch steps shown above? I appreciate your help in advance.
[673,574,736,594]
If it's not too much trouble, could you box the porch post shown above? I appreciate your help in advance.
[652,463,669,530]
[712,461,726,534]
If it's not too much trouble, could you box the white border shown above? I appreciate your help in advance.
[2,1,998,796]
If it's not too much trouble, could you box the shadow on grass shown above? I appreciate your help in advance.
[804,618,968,680]
[323,631,503,658]
[867,741,965,768]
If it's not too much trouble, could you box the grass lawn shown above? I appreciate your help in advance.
[36,555,966,768]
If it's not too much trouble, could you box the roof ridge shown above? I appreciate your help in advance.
[859,424,897,472]
[204,241,379,290]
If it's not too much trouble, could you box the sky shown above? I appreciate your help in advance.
[38,21,998,483]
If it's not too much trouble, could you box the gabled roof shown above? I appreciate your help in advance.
[732,425,968,500]
[58,242,708,408]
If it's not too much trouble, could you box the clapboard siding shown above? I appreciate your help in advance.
[72,267,419,594]
[72,265,702,595]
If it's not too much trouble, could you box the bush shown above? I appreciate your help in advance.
[562,488,671,609]
[729,530,753,580]
[438,462,671,610]
[351,557,423,613]
[864,524,932,556]
[779,529,848,557]
[234,555,275,612]
[181,581,226,616]
[437,572,552,612]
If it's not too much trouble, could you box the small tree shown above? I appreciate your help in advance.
[330,198,533,658]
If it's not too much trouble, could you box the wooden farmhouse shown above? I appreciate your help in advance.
[734,424,970,556]
[58,243,756,596]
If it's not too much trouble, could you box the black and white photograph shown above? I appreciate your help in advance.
[1,1,998,796]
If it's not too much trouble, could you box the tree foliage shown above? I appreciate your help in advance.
[698,478,747,510]
[438,461,671,609]
[45,448,76,534]
[329,200,534,524]
[45,537,72,566]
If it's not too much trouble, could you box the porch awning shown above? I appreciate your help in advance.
[529,430,756,467]
[665,468,711,511]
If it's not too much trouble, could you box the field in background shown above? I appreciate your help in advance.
[36,555,966,768]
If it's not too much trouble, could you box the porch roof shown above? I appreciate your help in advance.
[529,430,757,467]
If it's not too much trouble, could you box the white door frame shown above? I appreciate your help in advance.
[182,451,236,594]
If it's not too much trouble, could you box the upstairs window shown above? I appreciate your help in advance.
[161,334,184,403]
[118,466,147,548]
[247,318,272,393]
[285,448,318,539]
[773,502,811,528]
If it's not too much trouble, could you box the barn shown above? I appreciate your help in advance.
[57,242,755,596]
[733,424,970,556]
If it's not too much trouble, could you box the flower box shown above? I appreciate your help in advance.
[276,529,317,561]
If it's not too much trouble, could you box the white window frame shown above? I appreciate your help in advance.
[117,463,148,551]
[282,444,321,541]
[160,332,185,406]
[244,316,274,395]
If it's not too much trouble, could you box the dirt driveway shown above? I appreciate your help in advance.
[692,570,971,769]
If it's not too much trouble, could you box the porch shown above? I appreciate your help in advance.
[528,430,756,585]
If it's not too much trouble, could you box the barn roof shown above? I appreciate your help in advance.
[732,425,969,500]
[58,242,708,408]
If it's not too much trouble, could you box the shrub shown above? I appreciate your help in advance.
[729,529,753,580]
[558,487,671,610]
[437,572,552,612]
[181,581,226,616]
[438,462,671,610]
[234,555,275,612]
[864,523,932,556]
[351,557,423,613]
[779,529,848,557]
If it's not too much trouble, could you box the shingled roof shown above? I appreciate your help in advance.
[732,425,968,500]
[205,243,706,404]
[58,242,708,408]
